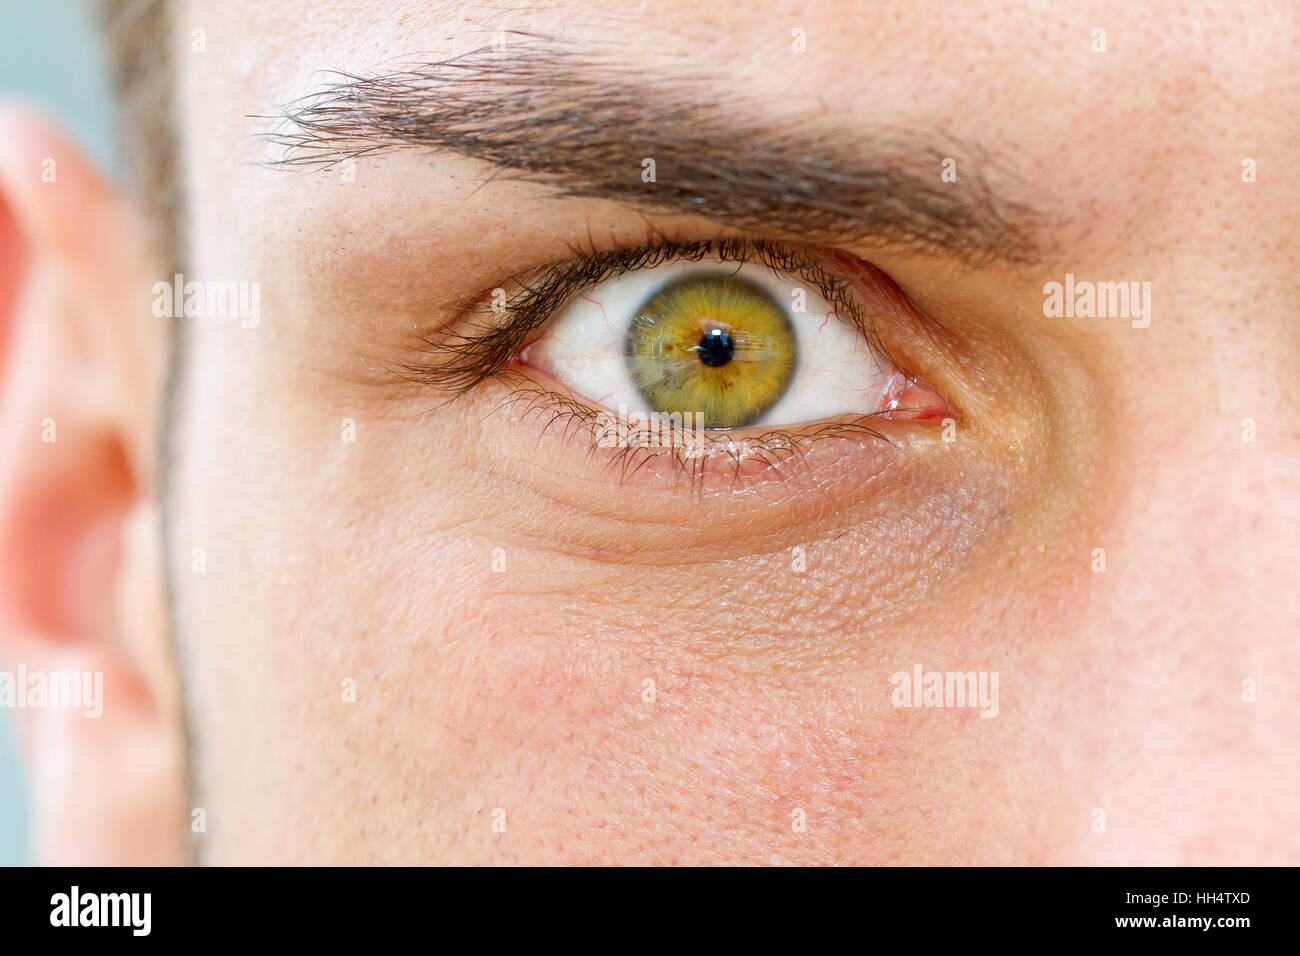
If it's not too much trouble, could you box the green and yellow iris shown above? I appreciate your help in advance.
[624,273,796,428]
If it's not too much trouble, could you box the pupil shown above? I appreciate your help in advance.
[696,328,735,367]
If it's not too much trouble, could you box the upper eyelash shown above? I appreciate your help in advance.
[395,236,885,395]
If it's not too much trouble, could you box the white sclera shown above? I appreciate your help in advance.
[522,259,893,427]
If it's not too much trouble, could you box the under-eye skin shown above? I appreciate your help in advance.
[395,236,953,481]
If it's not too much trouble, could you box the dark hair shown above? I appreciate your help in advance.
[97,0,181,272]
[98,5,196,852]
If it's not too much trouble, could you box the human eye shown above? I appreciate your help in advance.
[400,237,952,480]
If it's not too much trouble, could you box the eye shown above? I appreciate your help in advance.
[520,256,920,429]
[397,237,953,464]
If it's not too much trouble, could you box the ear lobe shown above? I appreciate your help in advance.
[0,104,184,864]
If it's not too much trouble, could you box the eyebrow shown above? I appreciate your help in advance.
[262,38,1049,266]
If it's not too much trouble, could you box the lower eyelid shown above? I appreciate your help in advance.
[485,364,951,491]
[447,367,1011,615]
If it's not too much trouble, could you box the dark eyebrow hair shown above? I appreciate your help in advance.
[261,39,1049,266]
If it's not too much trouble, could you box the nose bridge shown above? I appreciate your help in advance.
[1149,13,1300,601]
[1089,420,1300,858]
[1191,435,1299,594]
[1180,278,1300,443]
[1111,406,1300,646]
[1066,9,1300,307]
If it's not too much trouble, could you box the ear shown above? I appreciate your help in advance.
[0,104,185,864]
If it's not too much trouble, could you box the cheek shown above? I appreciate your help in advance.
[424,604,887,864]
[385,553,1082,865]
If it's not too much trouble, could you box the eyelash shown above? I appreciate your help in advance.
[397,235,889,395]
[394,236,910,483]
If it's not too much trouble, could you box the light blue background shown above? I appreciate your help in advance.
[0,0,119,867]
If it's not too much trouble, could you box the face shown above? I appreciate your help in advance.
[3,0,1298,865]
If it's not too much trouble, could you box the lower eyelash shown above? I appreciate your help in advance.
[487,371,897,489]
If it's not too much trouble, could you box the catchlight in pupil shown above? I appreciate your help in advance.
[623,273,797,428]
[697,328,735,367]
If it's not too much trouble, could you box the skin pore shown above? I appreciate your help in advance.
[0,0,1296,864]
